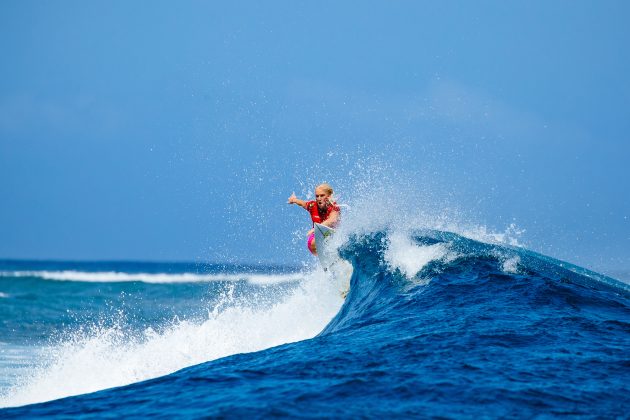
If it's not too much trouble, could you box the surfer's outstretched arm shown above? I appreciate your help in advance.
[287,192,307,209]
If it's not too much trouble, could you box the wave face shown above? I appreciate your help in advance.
[1,231,629,417]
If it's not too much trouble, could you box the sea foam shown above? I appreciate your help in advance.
[384,230,450,279]
[0,269,342,408]
[0,270,302,284]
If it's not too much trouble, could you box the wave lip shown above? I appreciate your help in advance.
[324,228,630,336]
[0,270,303,284]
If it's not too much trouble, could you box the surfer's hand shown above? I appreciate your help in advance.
[288,192,297,204]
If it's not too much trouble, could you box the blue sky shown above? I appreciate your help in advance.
[1,1,629,273]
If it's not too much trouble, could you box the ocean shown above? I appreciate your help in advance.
[0,229,628,417]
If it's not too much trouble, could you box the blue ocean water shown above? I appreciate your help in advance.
[0,230,629,417]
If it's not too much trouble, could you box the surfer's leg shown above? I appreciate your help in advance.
[307,232,317,255]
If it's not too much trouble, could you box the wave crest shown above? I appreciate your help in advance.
[0,270,303,285]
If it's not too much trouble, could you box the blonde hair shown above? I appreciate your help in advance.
[315,183,334,197]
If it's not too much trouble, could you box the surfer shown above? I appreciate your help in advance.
[288,183,340,255]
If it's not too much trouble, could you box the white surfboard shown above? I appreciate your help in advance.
[314,223,352,297]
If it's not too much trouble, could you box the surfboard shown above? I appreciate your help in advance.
[314,223,352,297]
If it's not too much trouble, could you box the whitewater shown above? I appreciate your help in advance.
[0,263,342,408]
[0,194,629,416]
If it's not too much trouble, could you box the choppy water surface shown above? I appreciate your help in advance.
[1,230,628,417]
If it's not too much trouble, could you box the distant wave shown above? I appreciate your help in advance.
[0,292,8,298]
[0,270,303,284]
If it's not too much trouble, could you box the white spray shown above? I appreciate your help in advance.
[0,270,343,408]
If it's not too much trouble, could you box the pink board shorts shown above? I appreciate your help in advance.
[307,232,316,255]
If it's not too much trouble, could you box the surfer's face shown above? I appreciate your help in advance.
[315,188,330,208]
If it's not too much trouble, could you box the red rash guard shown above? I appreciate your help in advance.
[305,200,340,226]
